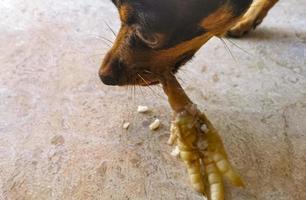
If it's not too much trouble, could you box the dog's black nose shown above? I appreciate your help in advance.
[99,56,124,86]
[99,74,119,86]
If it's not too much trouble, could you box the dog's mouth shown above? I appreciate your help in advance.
[139,80,160,86]
[113,68,160,86]
[110,52,195,87]
[134,70,160,86]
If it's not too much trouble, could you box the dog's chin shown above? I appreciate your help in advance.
[172,51,196,73]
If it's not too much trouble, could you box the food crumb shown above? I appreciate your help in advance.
[137,105,149,113]
[149,119,160,131]
[201,124,208,133]
[123,122,130,129]
[170,146,180,157]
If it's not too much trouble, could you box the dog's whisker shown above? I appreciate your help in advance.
[144,69,153,74]
[97,36,114,45]
[224,38,254,57]
[128,83,134,106]
[87,53,107,58]
[219,37,238,64]
[137,73,157,96]
[132,80,136,104]
[171,71,187,85]
[87,34,114,46]
[104,20,117,38]
[138,85,146,99]
[125,84,133,123]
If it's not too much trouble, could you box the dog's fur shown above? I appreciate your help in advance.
[99,0,278,86]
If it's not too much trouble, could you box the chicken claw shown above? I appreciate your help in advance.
[170,108,244,199]
[161,74,244,200]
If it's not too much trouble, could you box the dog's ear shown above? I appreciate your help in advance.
[111,0,132,7]
[111,0,119,6]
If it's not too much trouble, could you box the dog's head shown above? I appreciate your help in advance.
[99,0,251,86]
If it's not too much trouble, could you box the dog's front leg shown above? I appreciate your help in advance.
[228,0,279,37]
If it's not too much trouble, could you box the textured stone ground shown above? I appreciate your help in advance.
[0,0,305,199]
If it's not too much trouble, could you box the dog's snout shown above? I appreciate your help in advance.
[99,56,125,86]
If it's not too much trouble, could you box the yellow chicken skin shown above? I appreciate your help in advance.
[161,74,244,200]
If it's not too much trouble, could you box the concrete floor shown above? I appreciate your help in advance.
[0,0,305,199]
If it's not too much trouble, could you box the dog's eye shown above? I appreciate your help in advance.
[135,28,162,49]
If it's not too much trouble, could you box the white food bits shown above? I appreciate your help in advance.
[170,146,180,157]
[201,124,208,133]
[123,122,130,129]
[149,119,160,131]
[137,105,149,113]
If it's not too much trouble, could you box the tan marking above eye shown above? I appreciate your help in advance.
[156,33,212,61]
[119,4,132,23]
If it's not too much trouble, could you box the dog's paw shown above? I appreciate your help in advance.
[227,17,263,38]
[227,0,278,38]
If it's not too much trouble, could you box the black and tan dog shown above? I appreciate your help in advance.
[99,0,278,199]
[99,0,278,85]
